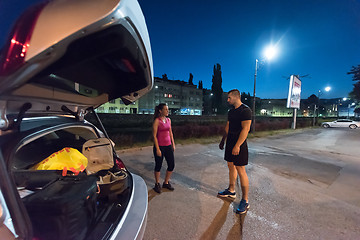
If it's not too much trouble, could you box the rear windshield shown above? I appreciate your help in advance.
[30,25,150,100]
[13,126,97,170]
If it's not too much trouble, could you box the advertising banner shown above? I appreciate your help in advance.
[286,75,301,109]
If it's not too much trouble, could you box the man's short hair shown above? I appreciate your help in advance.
[228,89,240,98]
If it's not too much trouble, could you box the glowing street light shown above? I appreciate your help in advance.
[252,44,279,132]
[263,45,279,60]
[313,86,331,126]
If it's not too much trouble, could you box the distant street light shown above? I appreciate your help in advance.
[313,86,331,126]
[252,45,279,132]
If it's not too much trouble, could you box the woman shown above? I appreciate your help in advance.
[152,103,175,193]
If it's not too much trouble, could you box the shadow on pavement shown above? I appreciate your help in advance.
[148,189,158,202]
[227,211,247,240]
[199,197,246,240]
[199,199,231,240]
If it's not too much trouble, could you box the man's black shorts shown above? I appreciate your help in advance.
[224,133,248,166]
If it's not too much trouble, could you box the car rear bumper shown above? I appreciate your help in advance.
[110,173,148,240]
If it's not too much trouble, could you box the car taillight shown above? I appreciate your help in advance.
[0,3,46,76]
[115,157,126,170]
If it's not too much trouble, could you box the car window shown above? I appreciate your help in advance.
[0,184,17,239]
[29,25,150,100]
[13,126,97,170]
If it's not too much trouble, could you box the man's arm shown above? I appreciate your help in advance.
[232,120,251,155]
[219,121,229,150]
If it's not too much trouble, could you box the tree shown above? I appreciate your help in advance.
[347,65,360,102]
[302,94,319,117]
[198,80,203,89]
[241,92,252,107]
[211,63,224,114]
[307,94,319,105]
[188,73,194,85]
[162,74,168,80]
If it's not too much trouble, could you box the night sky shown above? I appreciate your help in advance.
[138,0,360,99]
[1,0,360,100]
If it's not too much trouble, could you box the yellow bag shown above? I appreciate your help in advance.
[32,147,88,175]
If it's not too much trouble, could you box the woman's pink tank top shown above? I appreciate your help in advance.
[157,117,171,146]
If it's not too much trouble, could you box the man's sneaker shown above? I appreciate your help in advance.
[153,183,161,193]
[162,182,174,191]
[217,188,236,199]
[236,199,250,214]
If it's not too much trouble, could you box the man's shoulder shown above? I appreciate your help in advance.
[240,104,251,110]
[233,104,251,112]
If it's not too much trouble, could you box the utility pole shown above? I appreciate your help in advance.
[252,59,258,132]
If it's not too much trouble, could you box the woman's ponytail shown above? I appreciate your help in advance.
[153,103,166,120]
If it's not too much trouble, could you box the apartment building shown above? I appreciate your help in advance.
[96,98,138,114]
[138,77,203,115]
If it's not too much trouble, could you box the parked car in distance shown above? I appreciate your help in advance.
[321,119,360,129]
[0,0,153,239]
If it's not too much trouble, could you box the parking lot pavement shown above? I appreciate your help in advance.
[119,144,246,239]
[118,128,360,240]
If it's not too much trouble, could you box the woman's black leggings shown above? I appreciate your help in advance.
[153,145,175,172]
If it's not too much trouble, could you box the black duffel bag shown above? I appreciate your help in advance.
[23,175,98,240]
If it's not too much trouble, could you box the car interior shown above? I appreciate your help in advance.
[11,125,132,240]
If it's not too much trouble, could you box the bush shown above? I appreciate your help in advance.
[87,114,313,148]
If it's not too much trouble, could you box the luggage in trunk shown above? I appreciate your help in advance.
[83,138,129,200]
[23,175,98,240]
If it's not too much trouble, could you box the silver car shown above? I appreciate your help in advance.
[0,0,153,239]
[322,119,360,129]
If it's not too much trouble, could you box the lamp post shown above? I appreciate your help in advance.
[252,45,278,132]
[313,86,331,126]
[252,59,259,132]
[343,98,355,119]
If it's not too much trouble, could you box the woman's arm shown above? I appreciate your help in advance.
[152,119,161,156]
[168,118,176,151]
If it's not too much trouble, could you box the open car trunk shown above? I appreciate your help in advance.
[10,122,131,240]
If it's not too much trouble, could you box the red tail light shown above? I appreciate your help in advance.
[0,3,46,76]
[115,157,126,170]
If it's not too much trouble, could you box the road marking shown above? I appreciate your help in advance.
[247,211,281,230]
[249,146,295,156]
[256,151,294,156]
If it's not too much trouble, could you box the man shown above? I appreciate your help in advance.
[218,89,252,214]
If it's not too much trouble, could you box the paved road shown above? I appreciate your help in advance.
[118,128,360,240]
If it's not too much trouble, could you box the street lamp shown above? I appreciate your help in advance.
[313,86,331,126]
[252,45,278,132]
[345,99,355,118]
